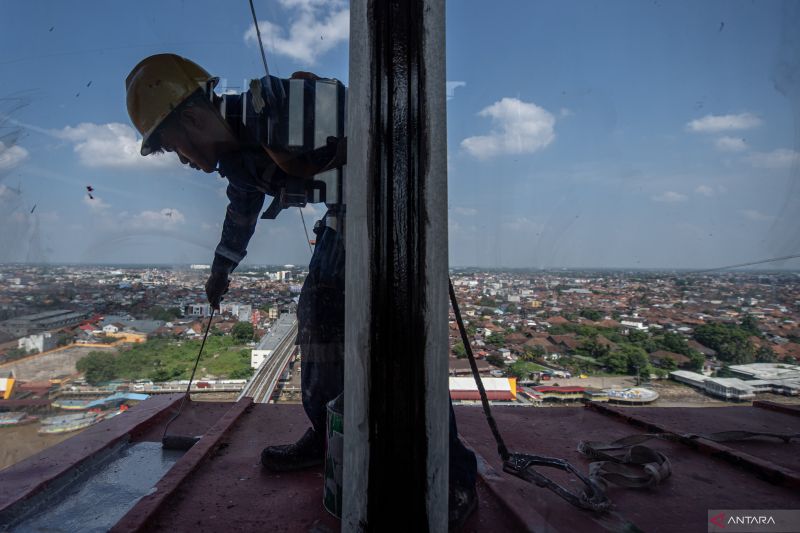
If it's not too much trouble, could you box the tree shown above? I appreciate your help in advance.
[7,347,27,358]
[580,309,603,321]
[230,366,254,379]
[149,368,174,382]
[740,315,761,337]
[485,332,505,347]
[615,344,651,376]
[656,332,691,356]
[756,346,777,363]
[452,342,467,359]
[688,350,706,372]
[577,338,609,359]
[693,323,755,364]
[600,351,629,374]
[486,354,505,368]
[521,345,545,361]
[661,357,678,371]
[232,322,255,343]
[77,351,118,385]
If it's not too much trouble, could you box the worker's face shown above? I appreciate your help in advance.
[158,122,216,173]
[158,107,230,173]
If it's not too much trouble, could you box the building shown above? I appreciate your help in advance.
[185,303,211,318]
[621,320,647,331]
[0,310,88,337]
[250,314,298,369]
[668,369,799,401]
[449,377,516,401]
[220,303,252,322]
[17,332,56,354]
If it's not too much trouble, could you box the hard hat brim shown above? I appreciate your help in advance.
[134,73,220,157]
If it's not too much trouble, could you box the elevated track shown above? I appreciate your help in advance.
[239,317,298,403]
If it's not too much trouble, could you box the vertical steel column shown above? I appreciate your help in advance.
[343,0,448,531]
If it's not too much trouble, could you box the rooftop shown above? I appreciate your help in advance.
[2,396,796,531]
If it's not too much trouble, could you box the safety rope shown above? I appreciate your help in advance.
[161,307,216,441]
[449,278,610,512]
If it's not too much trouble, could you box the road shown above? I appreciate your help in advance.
[238,319,298,403]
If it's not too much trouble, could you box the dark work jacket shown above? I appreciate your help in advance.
[212,78,345,345]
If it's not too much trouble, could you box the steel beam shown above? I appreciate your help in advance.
[343,0,449,530]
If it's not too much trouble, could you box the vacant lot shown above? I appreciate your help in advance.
[0,346,112,382]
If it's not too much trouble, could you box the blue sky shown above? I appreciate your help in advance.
[0,0,798,269]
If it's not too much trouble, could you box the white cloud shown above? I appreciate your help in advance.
[694,185,714,197]
[746,148,799,169]
[559,108,573,118]
[446,81,466,101]
[128,208,186,229]
[686,113,762,133]
[452,206,477,216]
[244,0,349,65]
[83,194,111,211]
[651,191,687,203]
[461,98,556,159]
[714,136,747,152]
[741,209,774,222]
[54,122,176,169]
[0,141,29,171]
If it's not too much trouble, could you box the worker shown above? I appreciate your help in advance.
[125,54,477,528]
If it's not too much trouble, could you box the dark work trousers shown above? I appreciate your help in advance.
[297,219,477,490]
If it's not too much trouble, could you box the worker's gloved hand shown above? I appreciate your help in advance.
[205,272,229,310]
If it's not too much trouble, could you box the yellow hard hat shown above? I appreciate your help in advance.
[125,54,219,155]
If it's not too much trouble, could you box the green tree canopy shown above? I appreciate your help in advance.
[693,323,755,364]
[232,322,256,343]
[485,332,506,347]
[655,332,692,355]
[452,342,467,359]
[739,315,761,337]
[76,351,119,385]
[579,309,603,321]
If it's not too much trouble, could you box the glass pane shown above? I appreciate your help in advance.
[0,0,349,471]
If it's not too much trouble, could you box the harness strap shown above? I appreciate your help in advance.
[578,430,798,490]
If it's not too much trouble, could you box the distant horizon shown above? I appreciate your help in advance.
[1,261,799,275]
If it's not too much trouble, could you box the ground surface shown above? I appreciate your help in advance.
[0,346,103,381]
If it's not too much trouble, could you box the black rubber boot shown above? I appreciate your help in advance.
[448,482,478,531]
[261,428,325,472]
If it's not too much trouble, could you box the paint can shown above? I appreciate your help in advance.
[323,393,344,518]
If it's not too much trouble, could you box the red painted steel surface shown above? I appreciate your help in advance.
[111,398,253,533]
[456,404,800,533]
[2,397,798,532]
[586,402,800,488]
[133,403,522,532]
[0,394,183,515]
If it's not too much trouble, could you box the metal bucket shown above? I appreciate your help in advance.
[323,393,344,518]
